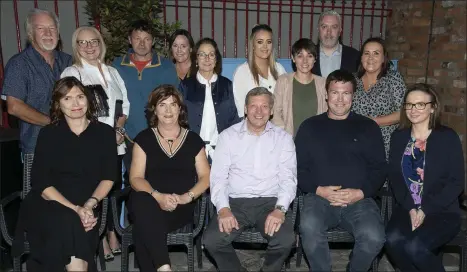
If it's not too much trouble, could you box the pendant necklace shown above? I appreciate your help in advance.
[156,127,182,155]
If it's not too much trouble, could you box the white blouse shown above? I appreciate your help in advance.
[61,59,130,155]
[232,61,286,117]
[197,72,219,158]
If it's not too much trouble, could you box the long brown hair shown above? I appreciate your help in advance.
[399,83,441,130]
[145,84,189,129]
[248,24,279,86]
[50,77,97,124]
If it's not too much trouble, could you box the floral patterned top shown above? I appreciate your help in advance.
[402,137,427,208]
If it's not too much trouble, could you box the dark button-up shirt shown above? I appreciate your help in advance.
[1,46,72,153]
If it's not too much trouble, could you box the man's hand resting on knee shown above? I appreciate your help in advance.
[265,209,285,237]
[217,207,239,234]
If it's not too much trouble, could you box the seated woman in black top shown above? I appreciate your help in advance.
[178,38,240,158]
[129,84,210,271]
[386,83,464,272]
[13,77,117,271]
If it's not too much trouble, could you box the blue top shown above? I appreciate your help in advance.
[1,46,72,153]
[178,75,240,136]
[295,112,386,198]
[112,49,178,139]
[402,137,426,208]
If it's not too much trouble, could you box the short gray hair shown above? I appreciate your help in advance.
[318,9,342,28]
[25,8,60,39]
[245,87,274,108]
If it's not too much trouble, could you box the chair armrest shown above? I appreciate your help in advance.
[98,197,108,236]
[0,191,22,246]
[110,187,132,236]
[287,197,299,226]
[193,195,207,237]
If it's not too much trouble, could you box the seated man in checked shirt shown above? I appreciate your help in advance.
[203,87,297,272]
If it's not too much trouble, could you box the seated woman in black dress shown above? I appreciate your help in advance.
[386,83,464,272]
[129,84,210,271]
[13,77,117,271]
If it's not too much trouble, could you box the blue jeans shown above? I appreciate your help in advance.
[300,194,385,272]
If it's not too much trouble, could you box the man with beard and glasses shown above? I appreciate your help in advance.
[1,8,72,181]
[312,10,360,78]
[113,20,178,168]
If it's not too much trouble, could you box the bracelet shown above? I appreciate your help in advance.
[115,127,126,136]
[150,189,158,196]
[87,197,99,209]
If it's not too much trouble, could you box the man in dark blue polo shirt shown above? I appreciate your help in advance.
[2,8,71,178]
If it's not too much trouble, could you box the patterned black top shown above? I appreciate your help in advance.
[352,69,407,159]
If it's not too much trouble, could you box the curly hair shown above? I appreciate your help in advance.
[145,84,189,129]
[50,77,97,124]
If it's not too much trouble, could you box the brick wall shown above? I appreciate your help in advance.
[386,0,467,190]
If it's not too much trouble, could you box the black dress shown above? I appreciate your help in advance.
[128,128,204,270]
[12,120,117,271]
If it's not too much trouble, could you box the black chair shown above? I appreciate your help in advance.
[111,186,207,272]
[206,197,299,271]
[0,154,109,271]
[295,190,384,271]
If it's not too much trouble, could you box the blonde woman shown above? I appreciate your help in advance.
[232,24,286,117]
[61,26,129,261]
[272,38,327,136]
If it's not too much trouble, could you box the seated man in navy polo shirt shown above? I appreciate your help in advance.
[295,70,386,272]
[2,8,72,174]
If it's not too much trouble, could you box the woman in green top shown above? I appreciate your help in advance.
[272,38,328,136]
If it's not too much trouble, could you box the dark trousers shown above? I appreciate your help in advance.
[385,205,460,272]
[300,194,385,272]
[202,197,295,272]
[129,191,194,270]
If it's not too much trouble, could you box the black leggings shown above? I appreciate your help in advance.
[385,206,460,272]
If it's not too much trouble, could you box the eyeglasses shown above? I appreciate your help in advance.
[197,52,216,60]
[403,102,433,110]
[77,39,100,48]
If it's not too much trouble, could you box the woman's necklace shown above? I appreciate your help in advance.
[156,126,182,154]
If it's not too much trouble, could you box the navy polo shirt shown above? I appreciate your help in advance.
[1,46,72,153]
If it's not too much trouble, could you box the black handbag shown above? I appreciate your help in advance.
[73,66,110,118]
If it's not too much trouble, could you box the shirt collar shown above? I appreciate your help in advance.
[196,71,218,85]
[81,58,101,69]
[239,119,274,135]
[320,43,342,56]
[28,45,60,63]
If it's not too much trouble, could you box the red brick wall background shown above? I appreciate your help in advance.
[386,1,467,191]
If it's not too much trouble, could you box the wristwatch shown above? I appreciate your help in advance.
[275,205,287,214]
[188,191,195,202]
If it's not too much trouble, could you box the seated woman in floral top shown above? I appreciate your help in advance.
[386,83,464,272]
